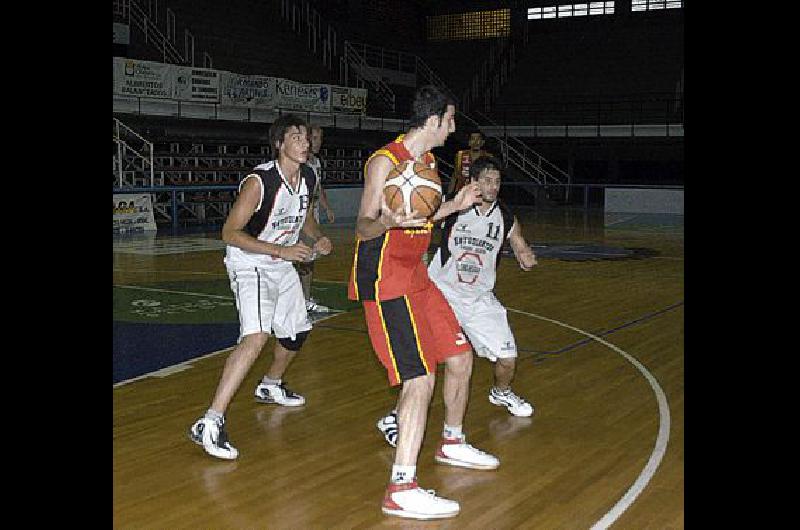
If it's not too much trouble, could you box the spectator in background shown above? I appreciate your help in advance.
[448,130,491,196]
[296,124,335,314]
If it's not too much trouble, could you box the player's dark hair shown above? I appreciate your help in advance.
[269,114,308,153]
[469,155,503,181]
[408,85,455,130]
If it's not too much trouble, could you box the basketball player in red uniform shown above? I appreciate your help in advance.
[447,130,490,195]
[348,86,498,520]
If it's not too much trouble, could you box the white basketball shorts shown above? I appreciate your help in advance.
[441,288,517,361]
[226,261,311,342]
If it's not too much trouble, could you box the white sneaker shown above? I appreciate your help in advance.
[489,387,534,417]
[435,435,500,470]
[188,416,239,460]
[254,381,306,406]
[376,412,398,447]
[382,481,460,520]
[305,298,331,313]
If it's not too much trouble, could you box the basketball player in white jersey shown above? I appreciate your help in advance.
[377,155,537,446]
[189,115,333,460]
[296,124,335,313]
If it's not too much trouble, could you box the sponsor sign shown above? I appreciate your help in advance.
[113,193,157,232]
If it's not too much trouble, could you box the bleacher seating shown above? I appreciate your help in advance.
[129,0,338,84]
[492,13,683,125]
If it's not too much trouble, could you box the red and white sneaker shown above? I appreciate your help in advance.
[382,481,460,520]
[435,435,500,470]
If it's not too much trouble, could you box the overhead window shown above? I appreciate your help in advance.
[427,9,511,40]
[632,0,683,11]
[528,2,614,20]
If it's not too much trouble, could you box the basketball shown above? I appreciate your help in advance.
[383,161,442,218]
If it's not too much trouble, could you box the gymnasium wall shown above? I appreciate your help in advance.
[604,187,683,214]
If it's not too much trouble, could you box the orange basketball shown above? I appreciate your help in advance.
[383,161,442,218]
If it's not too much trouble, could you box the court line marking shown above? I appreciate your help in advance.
[113,346,234,388]
[113,268,225,276]
[521,301,683,356]
[506,307,671,530]
[114,284,234,300]
[114,283,350,308]
[115,303,671,525]
[113,311,346,388]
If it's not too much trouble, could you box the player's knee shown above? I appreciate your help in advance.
[446,351,473,376]
[401,373,435,395]
[277,330,309,352]
[497,356,516,369]
[241,332,270,351]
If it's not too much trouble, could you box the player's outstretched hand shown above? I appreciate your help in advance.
[453,182,482,211]
[313,236,333,256]
[280,241,313,262]
[380,197,427,228]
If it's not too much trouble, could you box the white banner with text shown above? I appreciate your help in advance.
[113,194,158,232]
[113,58,368,113]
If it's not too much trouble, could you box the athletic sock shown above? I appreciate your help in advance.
[390,465,416,484]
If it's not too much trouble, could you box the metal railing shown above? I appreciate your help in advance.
[499,182,684,210]
[113,94,408,131]
[113,185,237,230]
[113,117,155,187]
[458,109,570,189]
[115,0,186,65]
[492,94,683,127]
[340,41,396,112]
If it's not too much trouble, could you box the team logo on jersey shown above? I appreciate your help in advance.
[277,207,286,215]
[456,251,483,285]
[268,229,297,259]
[455,223,470,233]
[501,340,515,352]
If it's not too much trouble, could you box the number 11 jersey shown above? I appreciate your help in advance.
[428,201,515,298]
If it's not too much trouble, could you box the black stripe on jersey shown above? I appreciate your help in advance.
[301,163,317,207]
[243,165,317,237]
[496,201,516,270]
[437,210,460,267]
[255,267,263,332]
[354,234,387,300]
[379,297,429,382]
[244,170,282,238]
[498,201,515,241]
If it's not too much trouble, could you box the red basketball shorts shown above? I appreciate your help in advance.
[362,282,471,386]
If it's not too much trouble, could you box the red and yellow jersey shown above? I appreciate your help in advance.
[451,149,490,194]
[348,136,437,301]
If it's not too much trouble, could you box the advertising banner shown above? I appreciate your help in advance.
[331,86,368,114]
[113,57,367,114]
[275,79,331,112]
[220,72,278,107]
[173,66,220,103]
[113,194,158,232]
[113,58,174,99]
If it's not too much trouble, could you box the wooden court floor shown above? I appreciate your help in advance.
[113,208,684,529]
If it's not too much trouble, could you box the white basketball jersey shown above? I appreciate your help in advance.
[225,160,315,268]
[428,201,514,297]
